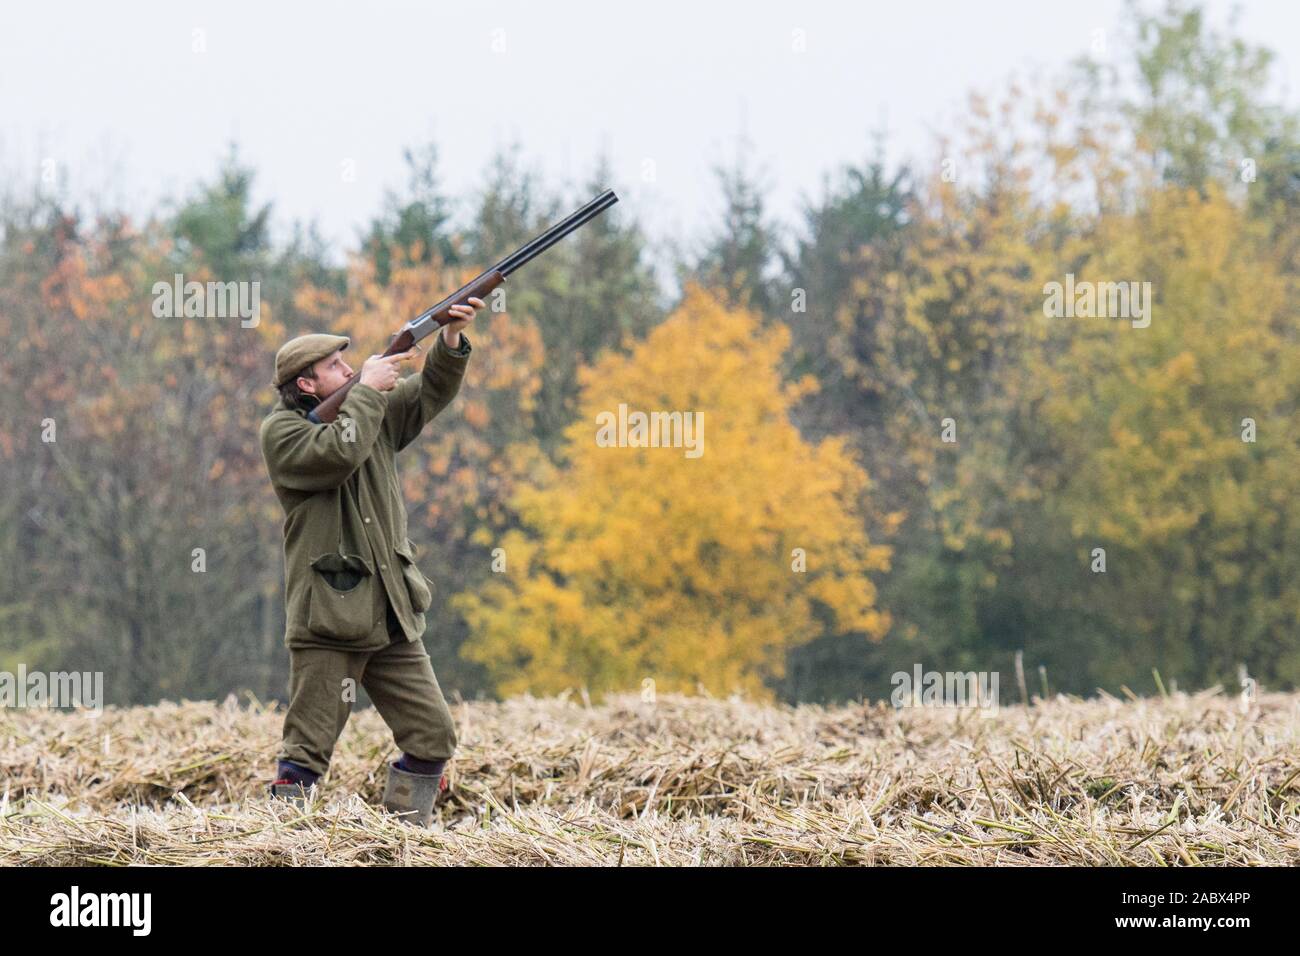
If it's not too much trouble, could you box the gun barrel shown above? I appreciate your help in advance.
[313,190,619,424]
[493,188,619,276]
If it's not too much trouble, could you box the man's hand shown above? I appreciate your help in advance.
[358,350,417,392]
[441,296,484,349]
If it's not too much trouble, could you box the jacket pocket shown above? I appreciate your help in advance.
[394,540,434,614]
[307,552,375,640]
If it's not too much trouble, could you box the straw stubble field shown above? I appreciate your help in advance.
[2,690,1298,865]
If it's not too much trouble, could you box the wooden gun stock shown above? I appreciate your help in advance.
[312,271,504,424]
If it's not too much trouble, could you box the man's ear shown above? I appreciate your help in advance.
[296,375,318,395]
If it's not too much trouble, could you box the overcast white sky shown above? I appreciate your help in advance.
[1,0,1296,260]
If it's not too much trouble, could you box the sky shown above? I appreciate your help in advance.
[1,0,1296,261]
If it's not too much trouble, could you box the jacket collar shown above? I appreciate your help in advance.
[274,392,321,419]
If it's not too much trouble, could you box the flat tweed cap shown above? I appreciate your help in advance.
[273,333,350,387]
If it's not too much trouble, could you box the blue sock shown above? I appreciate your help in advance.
[397,753,446,777]
[276,760,320,788]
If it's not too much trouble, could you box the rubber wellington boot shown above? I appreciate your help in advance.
[382,760,444,827]
[269,780,312,811]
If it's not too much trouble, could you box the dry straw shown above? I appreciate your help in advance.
[2,690,1298,865]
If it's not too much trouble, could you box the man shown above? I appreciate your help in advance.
[259,297,483,826]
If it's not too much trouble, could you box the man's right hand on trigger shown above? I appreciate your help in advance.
[358,350,416,392]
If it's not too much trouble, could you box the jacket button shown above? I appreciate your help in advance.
[364,517,371,524]
[381,564,387,571]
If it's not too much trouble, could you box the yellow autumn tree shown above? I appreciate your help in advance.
[1038,183,1300,683]
[861,86,1071,596]
[456,285,892,699]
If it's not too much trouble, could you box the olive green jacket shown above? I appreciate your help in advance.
[259,333,471,651]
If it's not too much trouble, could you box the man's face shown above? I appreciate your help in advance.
[298,349,353,399]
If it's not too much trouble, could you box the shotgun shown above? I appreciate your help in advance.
[312,188,619,424]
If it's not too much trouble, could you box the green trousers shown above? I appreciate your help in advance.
[277,631,458,778]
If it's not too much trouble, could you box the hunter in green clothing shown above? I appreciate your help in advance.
[259,298,483,824]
